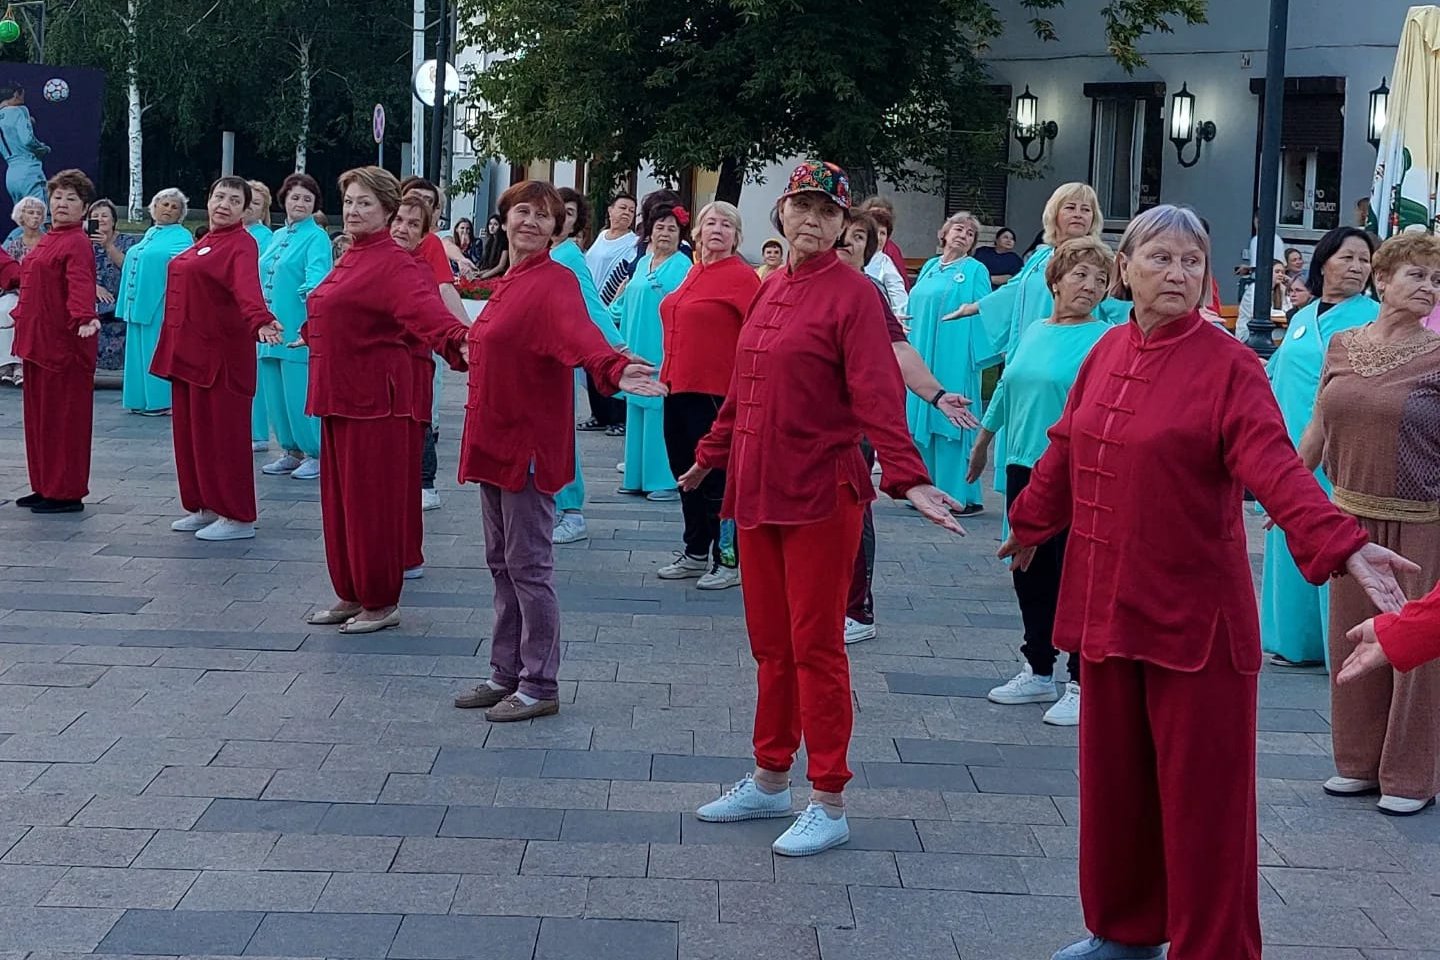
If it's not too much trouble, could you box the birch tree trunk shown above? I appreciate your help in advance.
[125,0,144,221]
[294,35,312,172]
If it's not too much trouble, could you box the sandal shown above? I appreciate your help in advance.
[306,607,361,625]
[605,424,625,437]
[339,608,401,634]
[577,417,605,432]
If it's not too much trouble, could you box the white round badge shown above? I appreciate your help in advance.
[197,246,212,256]
[1291,325,1306,340]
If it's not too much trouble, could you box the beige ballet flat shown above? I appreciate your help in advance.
[338,608,401,635]
[306,607,361,626]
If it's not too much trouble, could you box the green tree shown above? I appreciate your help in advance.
[455,0,1206,204]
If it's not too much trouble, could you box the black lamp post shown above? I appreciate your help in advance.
[1247,0,1289,358]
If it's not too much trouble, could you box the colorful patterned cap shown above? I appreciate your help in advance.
[780,161,851,210]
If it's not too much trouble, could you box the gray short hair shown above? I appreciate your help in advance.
[1109,204,1211,304]
[936,211,982,254]
[148,187,190,221]
[10,196,44,226]
[694,200,743,252]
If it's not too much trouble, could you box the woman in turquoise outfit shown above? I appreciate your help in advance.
[257,173,332,482]
[906,211,997,512]
[117,188,191,414]
[244,180,274,451]
[614,201,690,500]
[551,188,626,544]
[1260,226,1379,668]
[944,182,1126,494]
[0,83,48,207]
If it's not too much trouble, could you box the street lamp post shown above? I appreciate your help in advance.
[1247,0,1289,358]
[426,0,451,187]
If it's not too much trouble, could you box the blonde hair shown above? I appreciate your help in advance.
[694,200,743,252]
[1109,204,1210,305]
[1041,182,1103,247]
[1045,236,1115,290]
[338,166,403,218]
[936,211,982,255]
[247,180,272,211]
[148,187,189,221]
[1372,232,1440,279]
[10,195,44,226]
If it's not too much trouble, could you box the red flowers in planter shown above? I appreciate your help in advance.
[456,278,495,300]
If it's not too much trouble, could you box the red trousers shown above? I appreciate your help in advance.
[405,420,425,570]
[321,415,412,610]
[1080,652,1260,960]
[171,380,256,523]
[737,485,864,794]
[21,360,94,501]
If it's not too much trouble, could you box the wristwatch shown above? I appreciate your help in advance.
[929,388,946,407]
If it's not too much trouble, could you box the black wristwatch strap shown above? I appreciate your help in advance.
[929,388,946,407]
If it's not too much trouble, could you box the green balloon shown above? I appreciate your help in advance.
[0,21,20,43]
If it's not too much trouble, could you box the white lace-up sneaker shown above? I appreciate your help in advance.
[658,553,709,580]
[988,666,1059,705]
[1051,937,1164,959]
[403,565,425,580]
[696,563,740,590]
[291,457,320,480]
[194,518,256,541]
[844,617,877,645]
[772,802,850,857]
[1043,682,1080,726]
[420,488,441,512]
[695,775,793,823]
[170,510,219,532]
[261,454,302,475]
[552,513,589,544]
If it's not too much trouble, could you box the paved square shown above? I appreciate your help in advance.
[0,379,1435,959]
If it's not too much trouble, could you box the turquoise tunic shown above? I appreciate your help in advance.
[0,104,47,206]
[116,223,192,412]
[976,244,1129,492]
[245,224,274,443]
[257,218,332,458]
[906,255,997,505]
[551,239,626,512]
[615,251,689,493]
[1259,293,1380,665]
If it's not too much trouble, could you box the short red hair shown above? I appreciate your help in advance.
[497,180,566,237]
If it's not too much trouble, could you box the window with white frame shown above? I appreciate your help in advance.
[1086,84,1165,223]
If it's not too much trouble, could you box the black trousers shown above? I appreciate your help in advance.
[847,439,876,623]
[1006,464,1078,684]
[662,392,729,564]
[420,424,438,489]
[585,373,625,427]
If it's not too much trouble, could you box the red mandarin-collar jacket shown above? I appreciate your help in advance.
[13,222,97,372]
[458,251,630,494]
[0,245,20,290]
[1374,582,1440,672]
[302,231,467,422]
[694,249,930,528]
[660,254,760,396]
[150,222,276,394]
[1009,309,1368,674]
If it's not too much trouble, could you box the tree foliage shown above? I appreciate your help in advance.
[456,0,1208,203]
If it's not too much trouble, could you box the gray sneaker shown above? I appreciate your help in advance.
[1052,938,1164,959]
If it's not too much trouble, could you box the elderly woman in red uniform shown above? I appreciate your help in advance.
[1341,584,1440,682]
[13,169,100,514]
[301,167,468,634]
[998,204,1415,960]
[151,177,282,541]
[450,180,662,723]
[679,162,963,858]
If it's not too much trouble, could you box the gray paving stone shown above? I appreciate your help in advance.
[538,749,651,781]
[71,796,211,831]
[102,737,225,768]
[968,765,1080,797]
[314,871,458,914]
[243,911,400,958]
[819,928,961,960]
[377,774,499,807]
[96,908,263,955]
[651,754,755,784]
[0,864,69,906]
[648,843,774,882]
[0,733,118,763]
[772,850,900,887]
[846,885,988,934]
[388,837,526,875]
[429,747,546,779]
[261,770,388,804]
[534,917,677,960]
[146,766,273,800]
[210,740,334,771]
[389,914,539,960]
[193,799,331,835]
[177,869,329,911]
[586,876,718,922]
[316,803,446,838]
[893,739,1004,766]
[39,866,198,909]
[520,841,648,878]
[916,820,1045,857]
[861,762,978,792]
[449,873,588,917]
[262,834,401,873]
[492,777,610,810]
[679,920,821,960]
[559,809,681,844]
[0,793,92,827]
[718,880,854,928]
[3,827,154,868]
[320,744,438,775]
[438,805,563,841]
[133,830,279,870]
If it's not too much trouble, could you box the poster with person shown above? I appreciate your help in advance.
[0,65,103,210]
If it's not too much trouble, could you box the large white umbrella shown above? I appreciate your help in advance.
[1371,5,1440,236]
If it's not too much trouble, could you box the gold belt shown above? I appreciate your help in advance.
[1333,486,1440,523]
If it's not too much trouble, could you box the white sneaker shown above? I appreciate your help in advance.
[988,666,1058,705]
[615,461,625,474]
[658,553,709,580]
[695,775,793,823]
[696,563,741,590]
[1377,794,1437,816]
[251,440,269,453]
[262,454,302,475]
[553,514,589,544]
[291,457,320,480]
[844,617,877,645]
[420,488,441,512]
[403,565,425,580]
[1323,776,1381,796]
[170,510,219,532]
[195,518,256,541]
[1043,682,1080,726]
[772,803,850,857]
